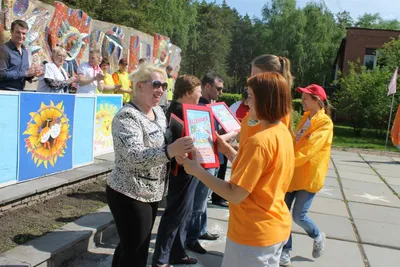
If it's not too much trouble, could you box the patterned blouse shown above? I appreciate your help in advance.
[107,103,172,203]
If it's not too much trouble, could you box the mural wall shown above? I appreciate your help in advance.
[0,0,182,87]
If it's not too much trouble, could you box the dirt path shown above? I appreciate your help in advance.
[0,179,107,253]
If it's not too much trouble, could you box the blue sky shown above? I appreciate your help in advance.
[206,0,400,21]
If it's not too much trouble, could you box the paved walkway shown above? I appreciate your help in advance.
[68,150,400,267]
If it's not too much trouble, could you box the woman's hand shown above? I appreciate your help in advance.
[219,131,238,143]
[216,133,238,162]
[216,133,231,155]
[181,157,203,177]
[67,76,77,84]
[167,136,194,158]
[114,84,122,92]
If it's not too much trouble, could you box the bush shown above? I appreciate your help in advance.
[219,93,242,106]
[292,110,302,129]
[292,99,303,113]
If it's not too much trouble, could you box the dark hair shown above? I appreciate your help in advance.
[166,65,173,71]
[11,20,29,32]
[173,75,201,101]
[310,95,333,117]
[100,58,110,66]
[247,72,292,122]
[139,58,146,64]
[252,55,294,89]
[201,71,224,88]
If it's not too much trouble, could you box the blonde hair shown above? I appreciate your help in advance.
[52,46,67,58]
[252,54,294,89]
[129,63,168,93]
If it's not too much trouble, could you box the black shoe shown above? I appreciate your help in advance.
[170,255,198,265]
[212,200,229,207]
[186,241,207,254]
[199,231,219,240]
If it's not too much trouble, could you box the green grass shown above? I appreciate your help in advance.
[333,125,400,152]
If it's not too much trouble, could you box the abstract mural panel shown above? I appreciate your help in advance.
[128,34,140,72]
[153,33,172,67]
[47,1,91,75]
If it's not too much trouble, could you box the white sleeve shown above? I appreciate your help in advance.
[43,63,56,80]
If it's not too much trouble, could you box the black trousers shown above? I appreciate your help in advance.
[106,186,159,267]
[152,173,198,264]
[212,155,228,202]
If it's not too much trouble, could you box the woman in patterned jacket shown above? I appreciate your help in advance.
[106,63,194,267]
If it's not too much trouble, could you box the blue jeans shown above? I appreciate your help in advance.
[186,168,218,246]
[283,190,320,251]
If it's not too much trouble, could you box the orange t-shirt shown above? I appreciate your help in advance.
[239,113,291,149]
[229,123,294,246]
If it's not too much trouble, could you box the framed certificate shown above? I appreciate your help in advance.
[182,104,220,169]
[207,102,241,133]
[169,113,184,176]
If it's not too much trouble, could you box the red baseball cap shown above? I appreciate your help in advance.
[296,84,327,101]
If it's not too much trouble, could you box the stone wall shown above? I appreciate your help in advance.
[0,0,182,90]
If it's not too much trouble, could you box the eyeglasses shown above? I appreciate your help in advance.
[142,80,168,91]
[212,84,224,92]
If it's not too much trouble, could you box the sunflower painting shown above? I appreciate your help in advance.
[93,96,122,156]
[19,93,75,182]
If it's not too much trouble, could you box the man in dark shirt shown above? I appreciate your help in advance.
[0,20,36,91]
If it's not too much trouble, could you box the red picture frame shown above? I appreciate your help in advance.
[207,102,241,133]
[169,113,185,176]
[182,104,220,169]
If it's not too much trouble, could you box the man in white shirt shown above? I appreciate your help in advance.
[77,49,104,94]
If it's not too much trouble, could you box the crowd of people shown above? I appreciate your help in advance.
[0,20,174,107]
[0,19,334,267]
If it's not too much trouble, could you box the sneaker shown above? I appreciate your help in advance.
[280,250,291,266]
[312,232,326,258]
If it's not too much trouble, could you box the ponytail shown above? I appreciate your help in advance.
[252,54,294,89]
[323,99,333,118]
[279,57,294,90]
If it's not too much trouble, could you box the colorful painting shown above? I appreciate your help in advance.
[0,92,19,187]
[73,95,96,167]
[47,2,91,75]
[18,93,75,182]
[183,105,219,168]
[153,33,171,67]
[208,102,241,133]
[128,34,140,72]
[94,95,123,156]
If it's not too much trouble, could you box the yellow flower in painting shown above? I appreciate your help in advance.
[95,103,118,147]
[23,101,71,169]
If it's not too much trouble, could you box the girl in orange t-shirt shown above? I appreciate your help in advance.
[239,54,294,147]
[180,72,295,267]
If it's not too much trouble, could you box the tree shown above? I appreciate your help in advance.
[335,62,399,135]
[336,11,354,28]
[355,13,400,30]
[259,0,342,87]
[182,1,233,82]
[378,37,400,71]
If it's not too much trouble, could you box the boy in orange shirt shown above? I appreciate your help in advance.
[180,72,294,267]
